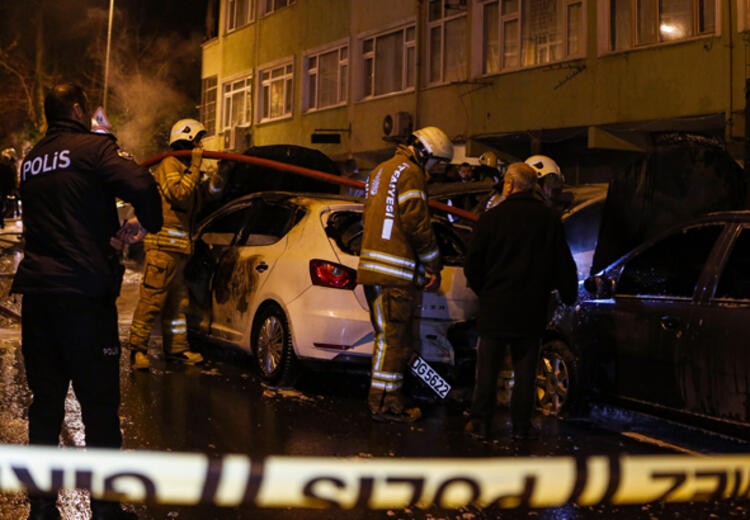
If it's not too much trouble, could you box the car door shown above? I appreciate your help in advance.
[578,223,723,408]
[209,199,297,343]
[185,202,256,334]
[683,223,750,423]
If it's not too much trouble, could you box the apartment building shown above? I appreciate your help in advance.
[200,0,749,180]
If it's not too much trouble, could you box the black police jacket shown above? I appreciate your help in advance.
[12,120,163,300]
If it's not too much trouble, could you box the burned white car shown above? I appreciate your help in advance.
[185,192,477,385]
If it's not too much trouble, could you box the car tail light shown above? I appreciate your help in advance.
[309,259,357,290]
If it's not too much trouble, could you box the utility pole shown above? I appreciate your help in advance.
[103,0,114,113]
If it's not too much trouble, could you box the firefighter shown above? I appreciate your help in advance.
[524,154,571,213]
[357,126,453,423]
[129,118,224,370]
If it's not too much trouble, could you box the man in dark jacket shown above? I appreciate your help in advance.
[463,162,577,440]
[12,83,162,520]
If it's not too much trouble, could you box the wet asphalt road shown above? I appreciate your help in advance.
[0,259,748,519]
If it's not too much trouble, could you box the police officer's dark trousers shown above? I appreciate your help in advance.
[22,294,122,448]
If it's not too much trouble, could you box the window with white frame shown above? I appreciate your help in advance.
[221,75,253,131]
[304,43,349,111]
[258,61,294,122]
[427,0,468,84]
[200,76,218,136]
[225,0,255,32]
[607,0,715,51]
[260,0,295,16]
[479,0,584,73]
[361,25,416,98]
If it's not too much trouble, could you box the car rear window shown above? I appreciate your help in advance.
[326,211,466,266]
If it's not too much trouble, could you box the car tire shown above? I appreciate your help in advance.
[536,340,578,416]
[252,304,299,387]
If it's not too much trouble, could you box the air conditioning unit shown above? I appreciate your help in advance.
[382,112,413,139]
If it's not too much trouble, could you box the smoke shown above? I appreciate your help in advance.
[85,6,203,161]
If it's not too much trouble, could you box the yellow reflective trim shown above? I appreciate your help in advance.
[359,263,414,282]
[397,190,426,204]
[361,250,416,269]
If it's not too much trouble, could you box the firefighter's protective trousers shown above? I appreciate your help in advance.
[364,284,419,414]
[129,250,189,355]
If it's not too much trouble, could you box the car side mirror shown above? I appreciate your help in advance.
[584,275,614,298]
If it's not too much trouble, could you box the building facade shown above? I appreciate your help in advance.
[200,0,750,181]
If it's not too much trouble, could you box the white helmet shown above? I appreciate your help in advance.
[525,155,562,180]
[169,118,207,146]
[411,126,454,163]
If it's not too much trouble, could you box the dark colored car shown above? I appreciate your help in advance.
[538,211,750,434]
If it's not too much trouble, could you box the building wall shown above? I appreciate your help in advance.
[201,0,748,173]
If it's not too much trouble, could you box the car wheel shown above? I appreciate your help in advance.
[252,304,299,387]
[536,340,577,416]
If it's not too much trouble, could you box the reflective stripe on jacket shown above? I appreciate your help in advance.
[357,146,441,287]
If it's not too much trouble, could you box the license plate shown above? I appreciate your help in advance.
[409,354,451,399]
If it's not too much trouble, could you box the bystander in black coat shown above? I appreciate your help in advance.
[463,162,577,441]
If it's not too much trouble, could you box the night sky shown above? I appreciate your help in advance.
[0,0,214,152]
[117,0,211,38]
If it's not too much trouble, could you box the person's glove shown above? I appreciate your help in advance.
[190,145,204,170]
[424,271,441,292]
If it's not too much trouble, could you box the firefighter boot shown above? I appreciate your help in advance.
[129,350,150,370]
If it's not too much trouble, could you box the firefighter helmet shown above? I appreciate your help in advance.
[169,119,207,146]
[479,151,498,168]
[524,155,563,180]
[411,126,454,163]
[0,148,16,161]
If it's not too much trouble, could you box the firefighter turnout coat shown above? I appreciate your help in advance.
[357,145,442,414]
[357,145,441,286]
[143,154,219,255]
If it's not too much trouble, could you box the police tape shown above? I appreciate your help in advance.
[1,445,749,509]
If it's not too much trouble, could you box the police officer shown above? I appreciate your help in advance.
[357,126,453,423]
[129,118,224,369]
[12,83,162,519]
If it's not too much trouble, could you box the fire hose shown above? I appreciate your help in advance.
[140,150,480,223]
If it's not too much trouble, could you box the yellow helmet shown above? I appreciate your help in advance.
[479,151,498,168]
